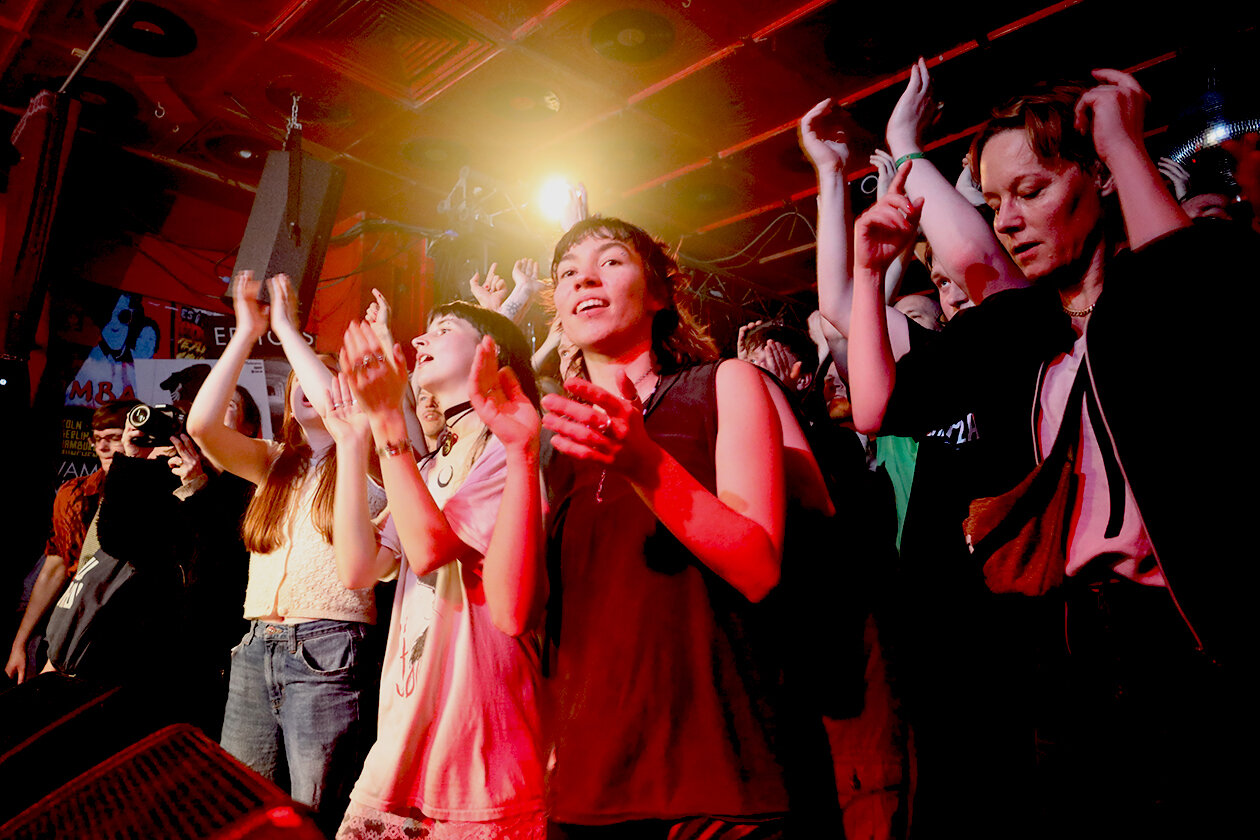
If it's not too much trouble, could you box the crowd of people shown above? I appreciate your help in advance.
[5,60,1253,839]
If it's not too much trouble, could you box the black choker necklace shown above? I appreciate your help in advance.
[442,400,473,421]
[437,401,476,456]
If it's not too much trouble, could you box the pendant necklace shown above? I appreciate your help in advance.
[436,401,475,457]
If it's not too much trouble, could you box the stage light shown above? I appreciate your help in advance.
[539,176,572,223]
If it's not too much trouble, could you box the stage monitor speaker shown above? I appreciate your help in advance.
[0,723,323,839]
[232,151,345,330]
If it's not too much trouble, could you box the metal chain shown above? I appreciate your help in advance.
[285,92,302,142]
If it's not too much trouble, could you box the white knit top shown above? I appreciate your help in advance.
[242,456,387,623]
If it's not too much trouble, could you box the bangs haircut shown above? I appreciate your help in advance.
[429,300,541,411]
[550,216,717,379]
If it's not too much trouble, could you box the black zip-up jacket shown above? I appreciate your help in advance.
[882,221,1253,668]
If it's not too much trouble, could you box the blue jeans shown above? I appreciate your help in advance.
[221,619,371,831]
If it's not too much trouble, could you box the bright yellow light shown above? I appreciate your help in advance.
[538,176,572,223]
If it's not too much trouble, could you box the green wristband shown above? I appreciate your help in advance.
[894,152,926,170]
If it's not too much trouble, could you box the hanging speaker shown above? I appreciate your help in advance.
[231,151,345,329]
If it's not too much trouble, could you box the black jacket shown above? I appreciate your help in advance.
[883,222,1253,666]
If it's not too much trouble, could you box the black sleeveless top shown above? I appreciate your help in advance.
[544,362,789,823]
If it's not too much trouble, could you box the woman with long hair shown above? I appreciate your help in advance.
[326,301,547,840]
[187,272,383,834]
[541,217,802,837]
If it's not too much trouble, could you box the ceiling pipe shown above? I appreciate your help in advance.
[59,0,136,93]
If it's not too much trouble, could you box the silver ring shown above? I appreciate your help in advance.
[361,354,375,367]
[374,353,386,363]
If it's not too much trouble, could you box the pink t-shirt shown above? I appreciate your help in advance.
[1038,330,1164,586]
[349,436,547,822]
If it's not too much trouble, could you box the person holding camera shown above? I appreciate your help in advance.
[5,400,136,685]
[41,402,209,684]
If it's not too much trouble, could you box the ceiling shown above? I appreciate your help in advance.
[2,0,1257,317]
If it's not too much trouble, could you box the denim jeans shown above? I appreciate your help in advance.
[221,619,371,832]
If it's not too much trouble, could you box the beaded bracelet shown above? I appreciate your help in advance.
[894,152,926,170]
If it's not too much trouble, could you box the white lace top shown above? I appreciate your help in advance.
[242,455,387,623]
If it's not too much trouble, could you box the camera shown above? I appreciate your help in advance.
[126,403,187,448]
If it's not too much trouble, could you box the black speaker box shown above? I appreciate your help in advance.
[231,151,345,329]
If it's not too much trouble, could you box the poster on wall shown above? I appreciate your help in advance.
[50,283,293,484]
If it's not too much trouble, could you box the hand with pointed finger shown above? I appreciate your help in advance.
[321,372,371,446]
[231,270,270,341]
[541,373,653,480]
[799,98,851,174]
[1074,69,1149,169]
[470,264,509,310]
[855,161,924,277]
[340,320,409,421]
[469,336,539,453]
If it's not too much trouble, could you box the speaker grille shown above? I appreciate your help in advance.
[1,724,300,839]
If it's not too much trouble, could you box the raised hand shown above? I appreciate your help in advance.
[736,319,764,361]
[511,258,542,296]
[955,154,986,206]
[1157,156,1191,201]
[887,57,937,154]
[339,320,409,421]
[760,340,805,390]
[364,287,403,374]
[799,98,851,174]
[468,336,539,453]
[231,270,270,340]
[871,149,897,199]
[469,263,508,311]
[560,182,589,232]
[855,161,924,277]
[320,372,372,445]
[1074,69,1149,168]
[541,374,652,479]
[267,274,300,335]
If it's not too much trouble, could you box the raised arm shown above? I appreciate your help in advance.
[542,360,785,602]
[341,321,466,579]
[886,58,1026,303]
[187,271,276,484]
[802,101,915,360]
[364,287,427,455]
[1076,69,1189,249]
[499,258,542,324]
[268,274,333,415]
[467,336,546,636]
[849,164,923,434]
[322,373,396,588]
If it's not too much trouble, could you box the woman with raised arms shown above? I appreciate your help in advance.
[327,301,547,840]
